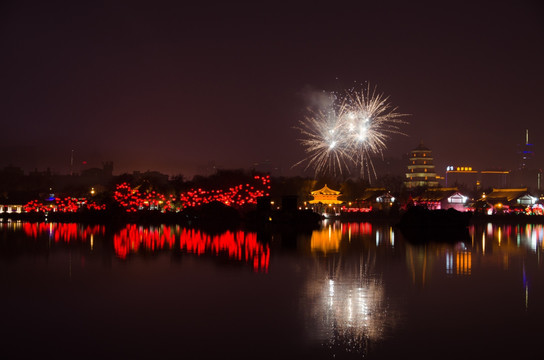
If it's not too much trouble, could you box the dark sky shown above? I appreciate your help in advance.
[1,0,543,178]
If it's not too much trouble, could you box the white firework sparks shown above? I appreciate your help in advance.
[294,84,408,179]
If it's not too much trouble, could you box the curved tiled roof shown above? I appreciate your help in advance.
[310,184,341,195]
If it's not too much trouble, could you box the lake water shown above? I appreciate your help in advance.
[1,220,543,359]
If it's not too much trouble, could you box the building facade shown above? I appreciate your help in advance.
[309,184,343,205]
[446,166,509,189]
[309,184,343,216]
[405,142,439,189]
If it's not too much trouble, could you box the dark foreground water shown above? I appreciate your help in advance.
[1,220,543,359]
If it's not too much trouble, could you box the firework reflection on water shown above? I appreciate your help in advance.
[302,223,399,357]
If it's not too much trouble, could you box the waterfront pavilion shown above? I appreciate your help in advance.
[309,184,343,215]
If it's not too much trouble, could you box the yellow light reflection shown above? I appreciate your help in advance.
[311,225,341,254]
[456,251,472,275]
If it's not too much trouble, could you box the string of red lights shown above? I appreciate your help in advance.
[24,198,106,213]
[23,175,271,213]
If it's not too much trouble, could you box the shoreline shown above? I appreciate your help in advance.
[2,210,544,226]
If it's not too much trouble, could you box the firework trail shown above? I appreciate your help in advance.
[294,84,408,179]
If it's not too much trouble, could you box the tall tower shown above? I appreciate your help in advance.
[519,129,534,170]
[405,142,439,189]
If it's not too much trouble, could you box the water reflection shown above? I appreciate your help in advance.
[304,222,398,357]
[472,223,544,253]
[20,222,105,241]
[113,225,269,271]
[310,222,342,254]
[302,220,544,358]
[3,222,269,272]
[1,220,543,359]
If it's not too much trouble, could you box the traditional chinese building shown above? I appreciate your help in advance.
[0,204,24,214]
[405,142,439,189]
[481,188,539,213]
[309,184,343,205]
[309,184,343,215]
[412,187,468,211]
[356,187,396,211]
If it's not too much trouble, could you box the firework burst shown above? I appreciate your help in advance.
[294,84,408,179]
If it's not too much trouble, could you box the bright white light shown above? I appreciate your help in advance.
[531,230,537,252]
[446,251,453,274]
[294,84,408,178]
[329,141,337,149]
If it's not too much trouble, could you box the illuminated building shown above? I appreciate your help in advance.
[405,142,439,189]
[0,204,24,214]
[446,166,509,189]
[356,187,396,211]
[411,187,468,210]
[478,188,539,214]
[484,188,528,204]
[445,166,478,188]
[309,184,343,216]
[309,184,343,205]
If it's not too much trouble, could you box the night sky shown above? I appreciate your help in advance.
[1,0,543,178]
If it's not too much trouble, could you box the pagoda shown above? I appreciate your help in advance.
[309,184,343,205]
[405,142,439,189]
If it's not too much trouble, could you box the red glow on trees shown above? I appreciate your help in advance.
[23,197,106,213]
[113,175,271,212]
[21,174,271,214]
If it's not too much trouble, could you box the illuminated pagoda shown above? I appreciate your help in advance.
[309,184,343,205]
[405,142,439,189]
